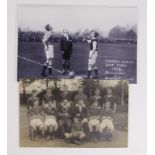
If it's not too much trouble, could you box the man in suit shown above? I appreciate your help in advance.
[60,29,73,75]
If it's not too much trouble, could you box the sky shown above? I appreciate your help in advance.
[18,5,137,35]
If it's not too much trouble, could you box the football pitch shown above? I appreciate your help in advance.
[18,42,137,83]
[20,105,128,148]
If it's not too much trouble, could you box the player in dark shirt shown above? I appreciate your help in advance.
[99,101,115,141]
[88,101,101,142]
[43,100,58,141]
[91,89,103,107]
[64,118,86,145]
[27,89,39,110]
[74,100,88,135]
[29,99,43,141]
[42,88,55,106]
[57,99,73,138]
[85,30,99,79]
[74,86,88,106]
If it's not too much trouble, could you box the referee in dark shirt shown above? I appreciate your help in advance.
[60,29,73,75]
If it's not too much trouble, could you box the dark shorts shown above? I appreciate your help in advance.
[63,51,72,60]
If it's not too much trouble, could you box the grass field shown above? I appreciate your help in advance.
[20,105,128,148]
[18,42,137,83]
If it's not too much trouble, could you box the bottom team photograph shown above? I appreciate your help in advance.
[19,79,128,148]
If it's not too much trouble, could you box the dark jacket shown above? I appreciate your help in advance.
[60,35,73,52]
[74,104,87,119]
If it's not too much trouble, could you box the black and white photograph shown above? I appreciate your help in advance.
[17,5,137,83]
[19,79,128,147]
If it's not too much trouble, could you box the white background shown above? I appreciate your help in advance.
[5,0,147,155]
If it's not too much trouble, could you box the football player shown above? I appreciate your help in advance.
[74,100,88,135]
[57,99,73,138]
[41,24,54,77]
[91,89,103,107]
[60,29,73,75]
[104,88,117,113]
[43,100,58,141]
[29,99,43,141]
[64,117,86,145]
[27,89,39,110]
[74,86,88,106]
[99,101,115,141]
[87,100,101,142]
[85,30,99,79]
[42,87,55,107]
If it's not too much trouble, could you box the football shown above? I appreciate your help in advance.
[68,71,75,78]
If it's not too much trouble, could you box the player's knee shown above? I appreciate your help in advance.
[49,126,53,133]
[54,123,58,131]
[79,133,86,139]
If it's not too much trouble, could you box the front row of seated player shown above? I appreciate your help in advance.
[28,98,115,144]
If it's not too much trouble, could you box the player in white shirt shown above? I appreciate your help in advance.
[41,24,54,77]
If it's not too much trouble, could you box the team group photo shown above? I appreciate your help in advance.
[20,79,128,147]
[17,5,137,83]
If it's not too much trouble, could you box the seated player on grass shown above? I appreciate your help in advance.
[43,100,58,141]
[64,117,86,145]
[99,101,115,141]
[29,99,44,141]
[87,100,101,142]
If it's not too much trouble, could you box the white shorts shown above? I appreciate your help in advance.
[30,118,43,129]
[99,119,114,133]
[88,50,98,66]
[44,116,58,130]
[45,45,54,59]
[88,119,100,131]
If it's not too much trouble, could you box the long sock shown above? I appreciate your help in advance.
[66,63,70,72]
[87,70,91,78]
[41,65,47,76]
[94,69,98,77]
[48,67,52,75]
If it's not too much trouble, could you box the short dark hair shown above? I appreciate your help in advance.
[45,24,52,31]
[91,30,99,37]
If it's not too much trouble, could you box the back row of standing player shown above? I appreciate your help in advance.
[27,87,116,143]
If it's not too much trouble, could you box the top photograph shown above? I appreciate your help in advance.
[17,5,137,83]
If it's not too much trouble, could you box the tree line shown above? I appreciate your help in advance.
[18,25,137,44]
[20,79,128,107]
